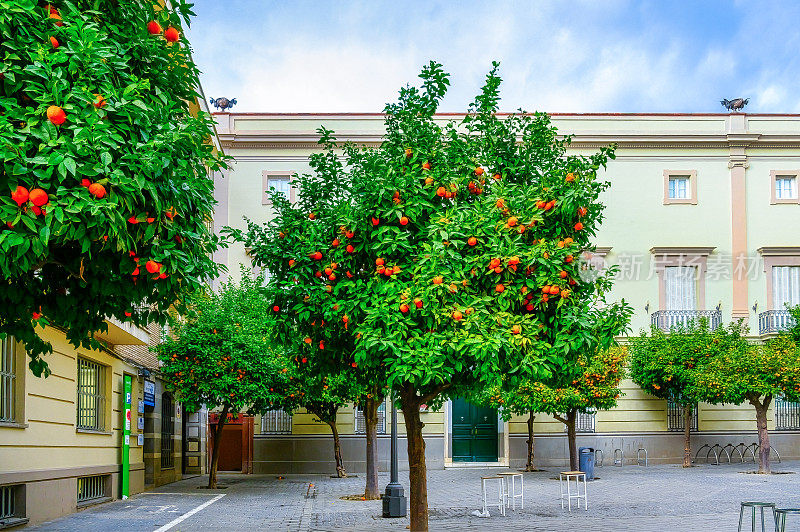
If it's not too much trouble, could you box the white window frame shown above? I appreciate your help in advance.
[0,337,16,423]
[76,358,106,431]
[770,171,800,204]
[663,170,697,205]
[262,171,295,205]
[261,409,293,434]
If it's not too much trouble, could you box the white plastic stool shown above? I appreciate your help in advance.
[559,471,587,511]
[480,476,505,516]
[498,472,524,510]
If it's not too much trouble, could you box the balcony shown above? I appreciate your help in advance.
[758,310,796,336]
[651,310,722,332]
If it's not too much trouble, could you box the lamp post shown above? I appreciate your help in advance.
[382,390,406,518]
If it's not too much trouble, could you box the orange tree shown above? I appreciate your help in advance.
[1,0,224,376]
[688,322,800,473]
[629,319,723,467]
[348,63,626,530]
[156,269,297,489]
[226,130,387,494]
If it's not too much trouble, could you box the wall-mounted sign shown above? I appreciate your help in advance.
[143,380,156,407]
[138,416,144,430]
[138,400,144,414]
[137,433,144,446]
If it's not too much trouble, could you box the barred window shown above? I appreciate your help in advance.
[1,337,15,423]
[776,396,800,431]
[77,475,108,504]
[161,393,175,469]
[261,410,292,434]
[354,401,386,434]
[76,358,105,431]
[563,411,596,433]
[667,400,698,431]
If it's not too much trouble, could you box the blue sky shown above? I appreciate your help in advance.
[186,0,800,114]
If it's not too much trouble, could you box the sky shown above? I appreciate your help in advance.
[186,0,800,114]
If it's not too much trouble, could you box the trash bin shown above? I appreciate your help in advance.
[578,447,595,480]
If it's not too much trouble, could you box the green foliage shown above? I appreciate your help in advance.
[629,319,726,405]
[690,323,800,405]
[787,304,800,343]
[156,268,291,415]
[1,0,225,376]
[481,346,628,420]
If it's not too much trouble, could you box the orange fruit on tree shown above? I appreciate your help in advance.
[495,283,505,293]
[147,20,162,34]
[404,148,413,158]
[11,186,29,207]
[88,183,106,198]
[29,188,48,206]
[574,222,584,231]
[565,172,575,182]
[164,26,180,42]
[507,216,518,227]
[422,161,431,170]
[433,276,443,285]
[452,310,463,321]
[467,237,477,246]
[548,285,560,295]
[399,303,409,314]
[425,176,434,185]
[400,216,409,226]
[474,167,484,176]
[46,105,66,125]
[511,325,521,335]
[50,36,59,48]
[145,260,161,274]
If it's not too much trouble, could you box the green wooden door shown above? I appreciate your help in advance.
[451,398,498,462]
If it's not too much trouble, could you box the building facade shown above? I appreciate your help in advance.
[211,112,800,473]
[0,317,206,527]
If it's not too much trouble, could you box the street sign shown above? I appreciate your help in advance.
[143,379,155,407]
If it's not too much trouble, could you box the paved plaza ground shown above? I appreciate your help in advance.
[30,461,800,531]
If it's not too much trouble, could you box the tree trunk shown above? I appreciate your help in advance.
[208,404,230,489]
[749,394,772,474]
[400,384,428,532]
[363,397,380,500]
[325,419,347,478]
[525,410,536,472]
[566,410,578,471]
[682,404,692,468]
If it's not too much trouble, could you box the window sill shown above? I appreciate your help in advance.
[77,496,111,509]
[76,428,112,435]
[0,422,28,429]
[0,517,29,529]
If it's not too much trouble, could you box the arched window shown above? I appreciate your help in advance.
[161,393,174,469]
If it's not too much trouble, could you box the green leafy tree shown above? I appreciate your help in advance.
[1,0,224,376]
[689,322,800,473]
[227,134,388,495]
[629,320,724,467]
[156,269,292,489]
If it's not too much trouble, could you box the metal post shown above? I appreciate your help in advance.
[382,390,406,518]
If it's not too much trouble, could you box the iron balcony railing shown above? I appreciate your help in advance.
[758,310,795,336]
[651,310,722,332]
[776,396,800,431]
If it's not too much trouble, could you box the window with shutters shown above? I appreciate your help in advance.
[0,337,17,423]
[664,266,697,310]
[772,266,800,310]
[76,358,106,431]
[354,401,386,434]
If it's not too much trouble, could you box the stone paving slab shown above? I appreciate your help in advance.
[30,461,800,531]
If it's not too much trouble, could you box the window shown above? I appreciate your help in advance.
[354,401,386,434]
[77,475,109,505]
[772,266,800,310]
[161,393,175,469]
[775,396,800,430]
[770,171,800,204]
[76,358,105,431]
[1,337,16,423]
[0,484,25,526]
[663,170,697,204]
[566,411,595,433]
[262,171,294,205]
[261,410,292,434]
[665,266,697,310]
[667,400,698,431]
[668,176,689,199]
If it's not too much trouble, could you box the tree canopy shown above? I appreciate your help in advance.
[1,0,225,375]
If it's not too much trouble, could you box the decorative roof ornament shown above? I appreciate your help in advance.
[210,97,237,112]
[720,98,749,112]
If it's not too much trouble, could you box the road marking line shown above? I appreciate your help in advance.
[143,492,218,496]
[152,494,225,532]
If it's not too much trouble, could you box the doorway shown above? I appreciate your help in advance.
[451,398,498,462]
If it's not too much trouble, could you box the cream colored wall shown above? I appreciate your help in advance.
[0,328,144,477]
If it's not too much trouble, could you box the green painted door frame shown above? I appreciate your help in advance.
[451,398,498,462]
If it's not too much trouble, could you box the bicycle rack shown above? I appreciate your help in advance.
[710,444,731,464]
[613,448,624,467]
[749,444,782,464]
[722,443,744,463]
[595,449,604,467]
[735,443,756,463]
[636,448,648,466]
[693,444,719,465]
